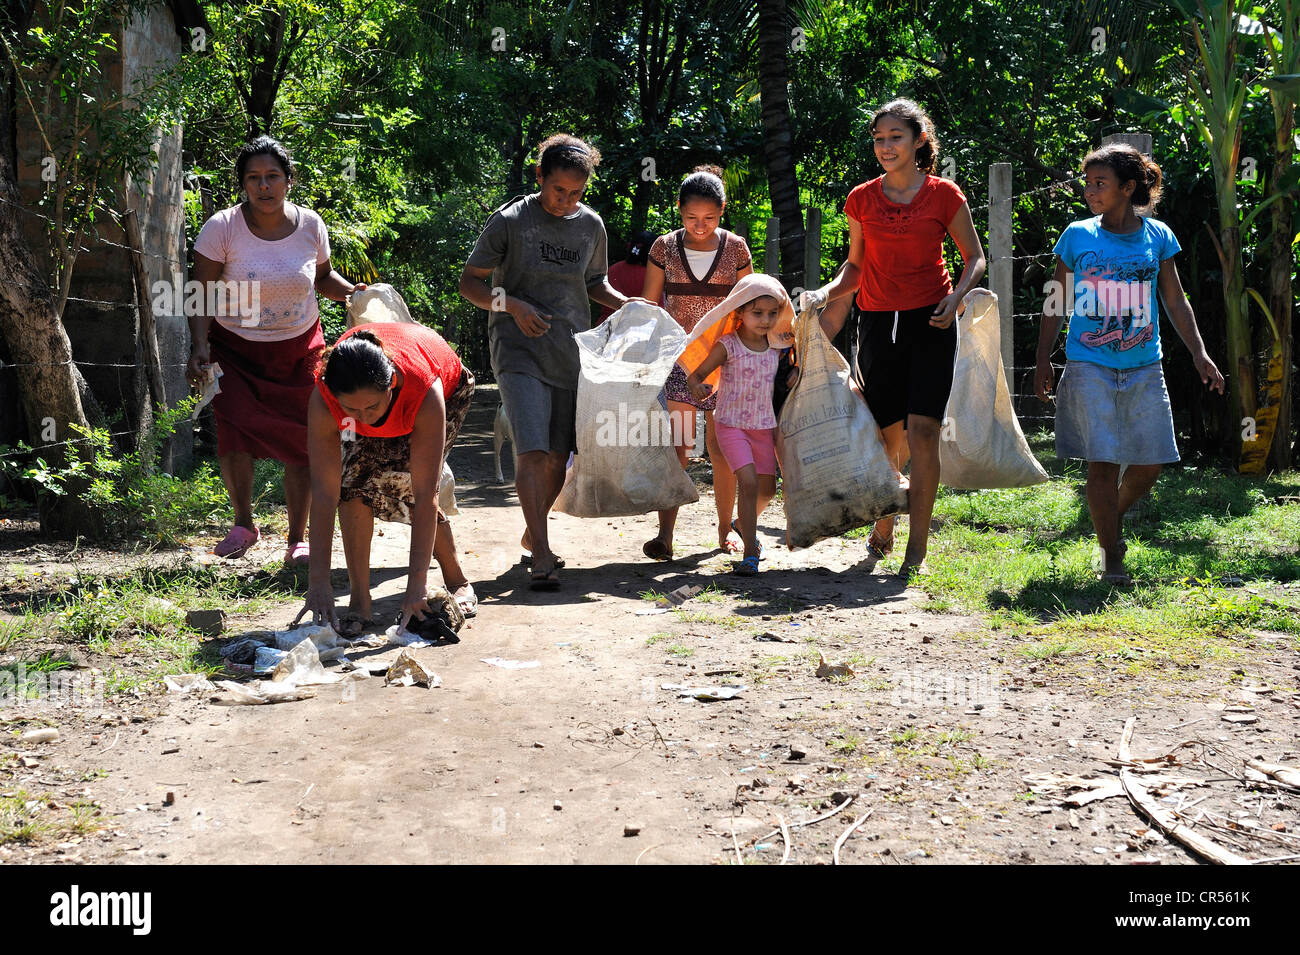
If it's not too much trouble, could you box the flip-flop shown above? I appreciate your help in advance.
[284,541,309,567]
[642,538,673,561]
[521,553,566,570]
[731,555,761,576]
[529,566,561,591]
[214,524,260,559]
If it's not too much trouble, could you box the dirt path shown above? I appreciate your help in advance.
[3,390,1298,865]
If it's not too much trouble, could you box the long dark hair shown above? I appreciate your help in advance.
[870,98,939,174]
[320,330,395,396]
[1082,143,1164,213]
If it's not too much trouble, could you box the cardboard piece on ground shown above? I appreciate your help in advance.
[385,648,442,688]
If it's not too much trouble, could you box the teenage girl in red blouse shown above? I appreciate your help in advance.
[803,98,986,581]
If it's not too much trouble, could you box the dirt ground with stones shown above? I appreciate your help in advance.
[3,388,1298,865]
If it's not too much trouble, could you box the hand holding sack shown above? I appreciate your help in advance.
[938,290,1048,489]
[779,306,909,548]
[554,302,699,517]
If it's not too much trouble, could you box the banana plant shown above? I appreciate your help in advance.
[1171,0,1255,467]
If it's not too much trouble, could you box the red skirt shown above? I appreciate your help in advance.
[208,320,324,467]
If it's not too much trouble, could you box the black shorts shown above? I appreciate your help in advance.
[856,303,956,428]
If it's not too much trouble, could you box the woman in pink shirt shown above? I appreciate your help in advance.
[188,136,363,564]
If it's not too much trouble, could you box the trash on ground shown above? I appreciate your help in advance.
[385,648,442,688]
[221,635,271,665]
[212,679,317,706]
[635,583,704,615]
[815,651,856,680]
[163,674,216,695]
[270,639,342,687]
[383,624,434,648]
[253,646,289,675]
[755,631,797,643]
[273,624,348,652]
[20,728,60,744]
[481,657,540,669]
[662,683,746,701]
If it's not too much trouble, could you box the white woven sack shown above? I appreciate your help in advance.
[939,289,1048,489]
[779,307,909,548]
[554,302,699,517]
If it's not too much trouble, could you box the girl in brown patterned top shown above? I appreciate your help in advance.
[642,166,753,559]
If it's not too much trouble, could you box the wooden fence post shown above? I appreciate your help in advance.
[988,162,1014,392]
[1102,132,1153,156]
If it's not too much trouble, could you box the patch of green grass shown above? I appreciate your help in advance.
[828,730,863,754]
[0,789,103,845]
[674,609,745,630]
[664,644,695,658]
[645,632,672,646]
[693,585,728,604]
[893,467,1300,649]
[638,589,665,602]
[1019,640,1080,661]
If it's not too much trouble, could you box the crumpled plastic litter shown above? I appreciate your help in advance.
[212,679,317,705]
[164,673,215,695]
[385,648,442,688]
[270,638,343,686]
[254,646,288,675]
[383,625,434,649]
[273,623,348,652]
[635,583,703,615]
[661,683,746,701]
[815,651,856,680]
[221,635,270,665]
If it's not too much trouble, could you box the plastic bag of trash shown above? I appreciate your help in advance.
[270,638,342,687]
[779,307,909,548]
[554,301,699,517]
[273,624,348,652]
[385,648,442,688]
[939,289,1049,489]
[346,283,416,328]
[164,674,215,695]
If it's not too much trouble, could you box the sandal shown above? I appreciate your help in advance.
[284,541,309,567]
[731,555,761,577]
[730,520,764,558]
[453,583,478,618]
[864,519,895,566]
[214,524,260,559]
[642,538,673,562]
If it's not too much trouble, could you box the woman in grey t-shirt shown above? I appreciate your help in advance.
[459,134,641,589]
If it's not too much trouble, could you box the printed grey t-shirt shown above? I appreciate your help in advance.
[466,193,609,389]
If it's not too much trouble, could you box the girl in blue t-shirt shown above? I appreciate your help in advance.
[1034,143,1224,585]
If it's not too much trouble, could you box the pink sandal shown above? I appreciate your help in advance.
[285,541,309,567]
[214,525,260,559]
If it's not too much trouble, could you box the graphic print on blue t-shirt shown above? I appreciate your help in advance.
[1053,217,1180,370]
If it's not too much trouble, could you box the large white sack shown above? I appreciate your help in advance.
[939,289,1048,489]
[779,307,909,548]
[346,283,416,327]
[554,301,699,517]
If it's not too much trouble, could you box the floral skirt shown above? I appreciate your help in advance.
[338,367,475,522]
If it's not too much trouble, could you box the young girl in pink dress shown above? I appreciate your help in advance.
[686,275,794,575]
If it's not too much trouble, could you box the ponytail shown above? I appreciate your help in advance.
[320,329,396,396]
[1082,143,1163,213]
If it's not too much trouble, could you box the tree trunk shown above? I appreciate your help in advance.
[1267,96,1296,469]
[755,0,804,290]
[1,0,102,536]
